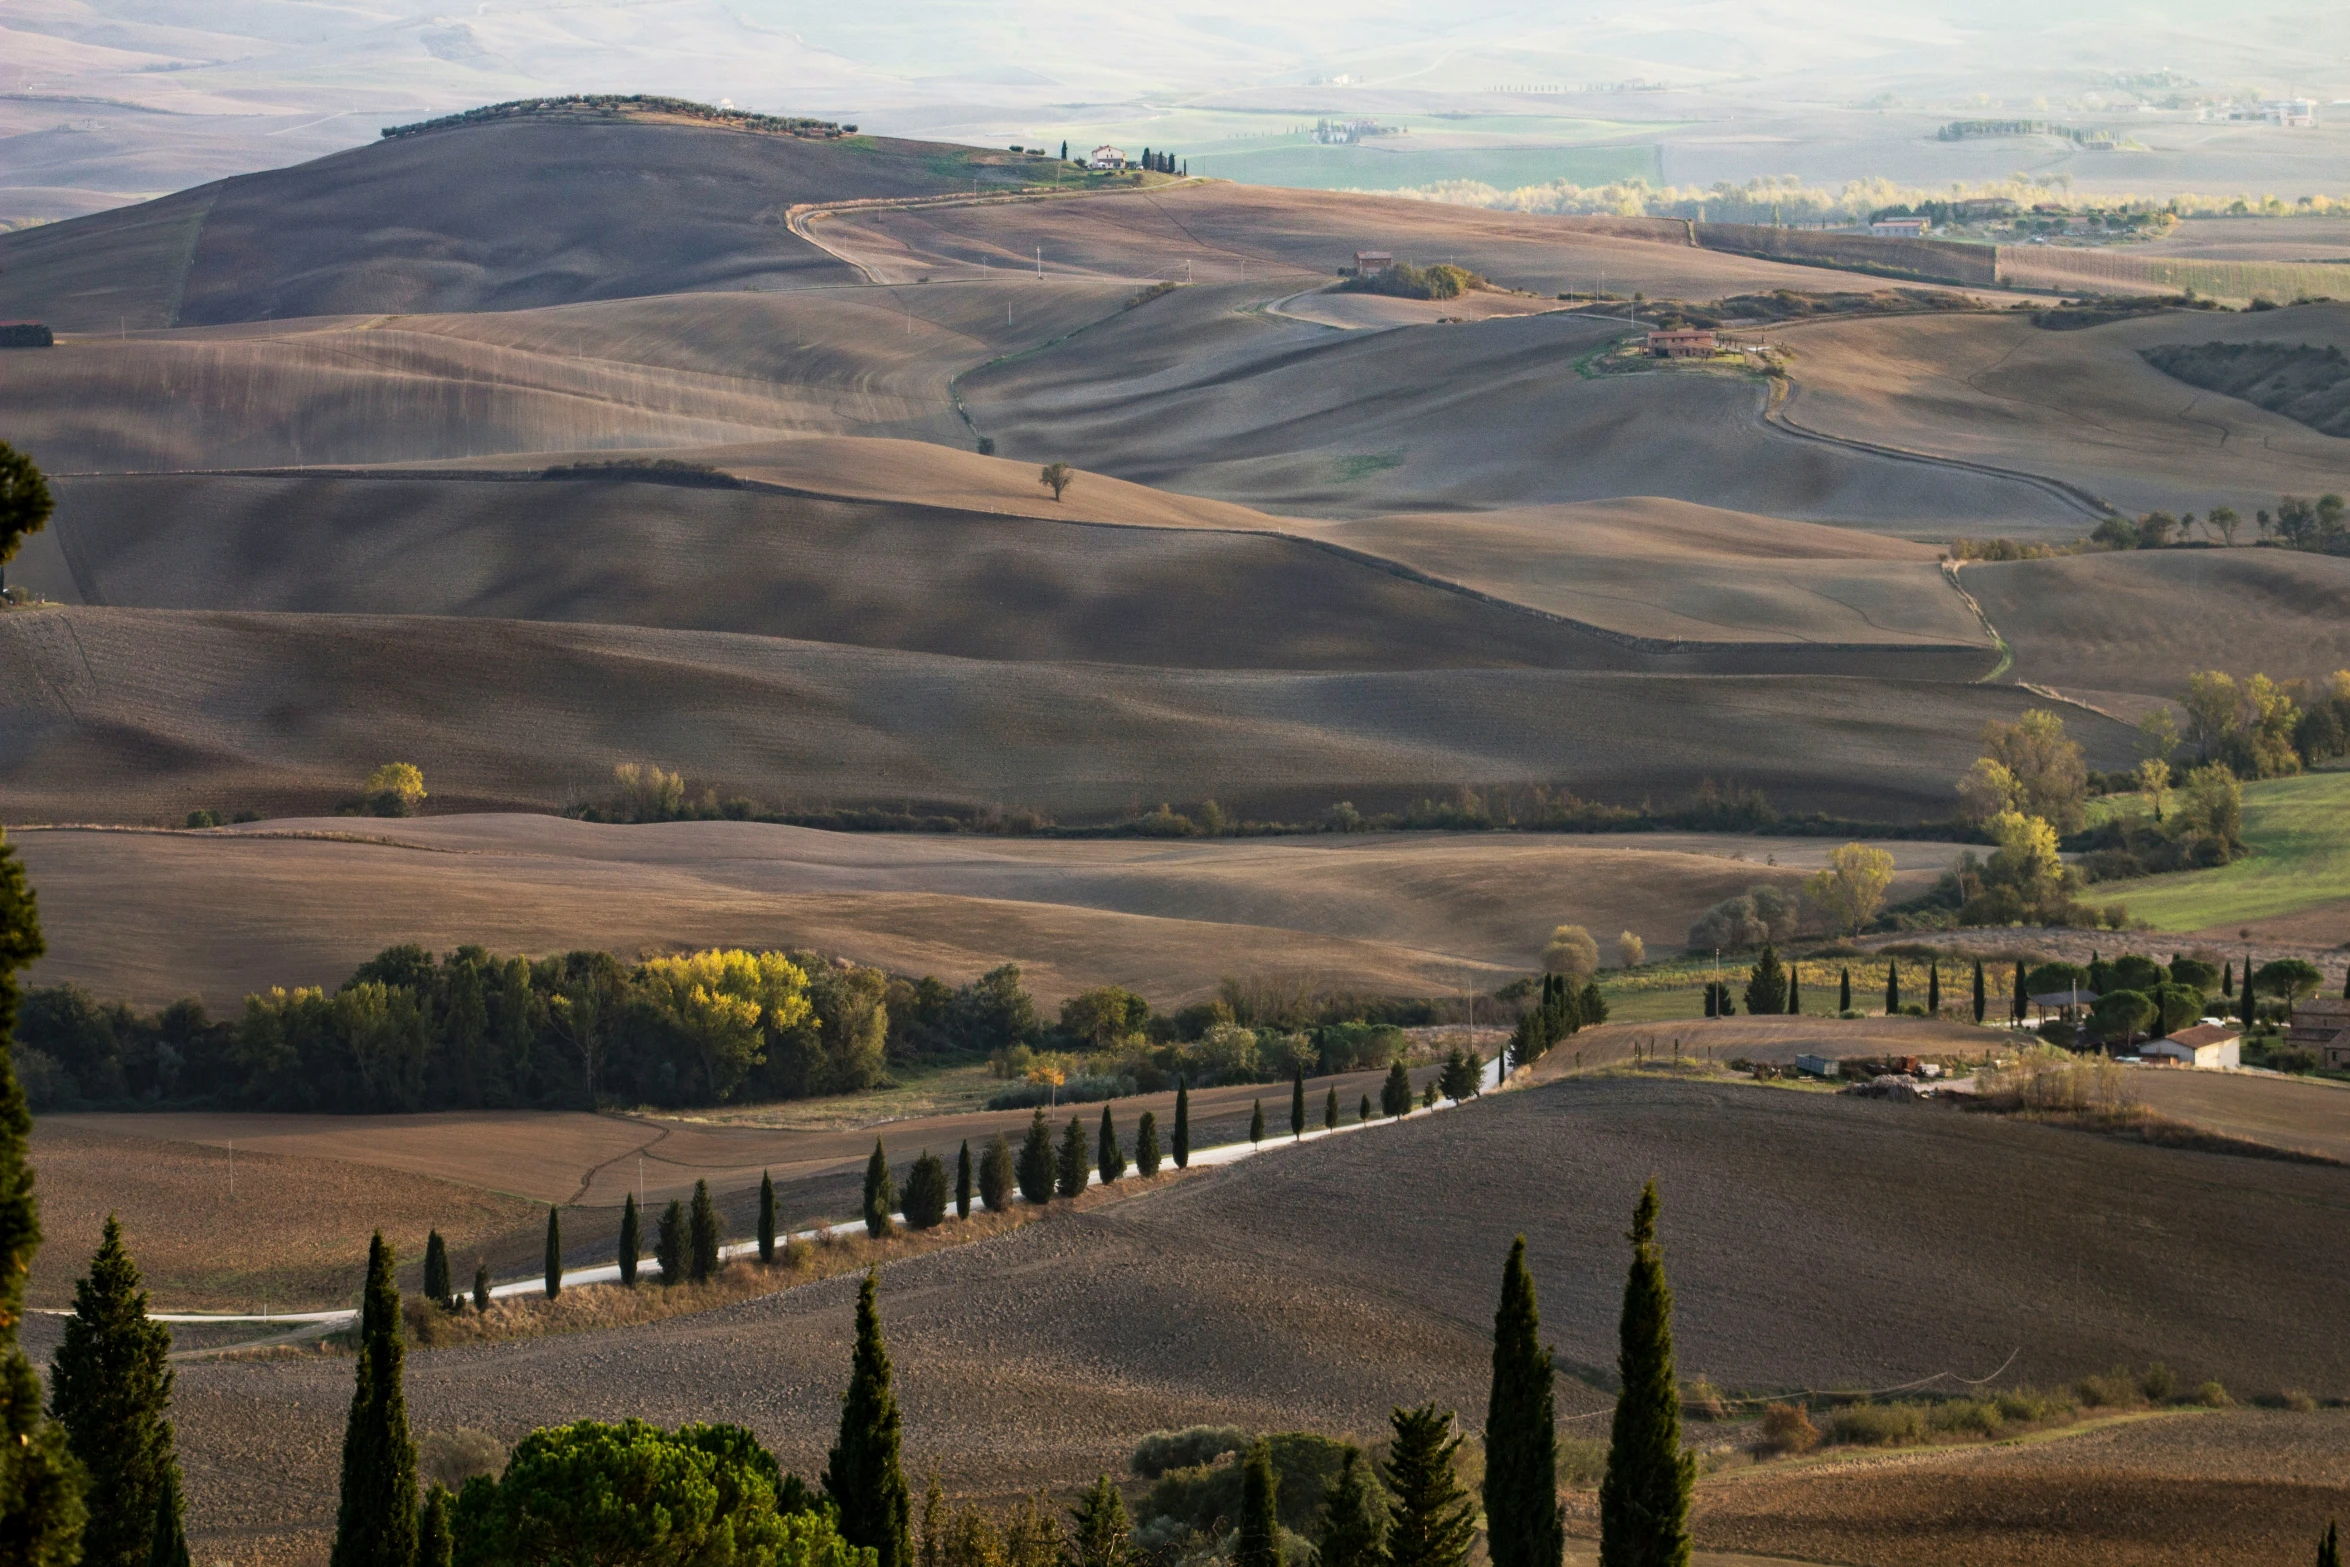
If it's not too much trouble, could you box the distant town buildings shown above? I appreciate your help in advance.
[2201,99,2318,126]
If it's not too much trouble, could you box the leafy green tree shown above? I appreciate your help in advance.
[1598,1182,1693,1567]
[1097,1106,1125,1184]
[1135,1112,1161,1177]
[1382,1405,1475,1567]
[1,442,55,586]
[2092,990,2154,1049]
[0,833,86,1563]
[50,1215,181,1567]
[657,1199,688,1284]
[1484,1237,1562,1567]
[332,1231,418,1567]
[954,1143,972,1220]
[1381,1061,1412,1118]
[827,1272,912,1567]
[865,1140,896,1239]
[1742,947,1786,1016]
[543,1206,562,1299]
[760,1171,778,1263]
[981,1132,1016,1211]
[149,1466,191,1567]
[901,1152,949,1230]
[1235,1440,1280,1567]
[1316,1446,1385,1567]
[690,1179,724,1281]
[1324,1086,1339,1130]
[423,1229,451,1307]
[1291,1067,1306,1139]
[1056,1115,1088,1198]
[418,1485,453,1567]
[1172,1080,1191,1168]
[620,1192,642,1285]
[1249,1100,1266,1144]
[1017,1111,1054,1205]
[1066,1474,1131,1567]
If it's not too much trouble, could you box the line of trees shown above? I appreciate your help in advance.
[2088,494,2346,555]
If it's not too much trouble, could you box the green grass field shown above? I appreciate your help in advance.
[2094,771,2350,931]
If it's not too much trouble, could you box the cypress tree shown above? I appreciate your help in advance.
[1317,1446,1385,1567]
[1017,1109,1055,1204]
[51,1215,181,1567]
[1382,1405,1475,1567]
[759,1170,778,1262]
[1234,1439,1279,1567]
[865,1140,896,1238]
[2319,1519,2341,1567]
[1382,1060,1412,1117]
[981,1131,1016,1211]
[1325,1085,1340,1130]
[2221,960,2234,998]
[1597,1182,1693,1567]
[2242,962,2258,1026]
[656,1198,688,1283]
[955,1142,973,1220]
[1291,1066,1306,1139]
[2012,959,2028,1024]
[1067,1474,1131,1567]
[619,1192,641,1285]
[543,1206,562,1299]
[1484,1237,1562,1567]
[148,1466,191,1567]
[1972,960,1987,1024]
[1097,1105,1125,1184]
[1056,1115,1088,1198]
[1786,963,1800,1016]
[1884,962,1900,1015]
[1742,946,1786,1016]
[1135,1112,1161,1177]
[0,827,87,1566]
[826,1270,912,1567]
[1927,962,1941,1017]
[331,1231,418,1567]
[901,1152,949,1230]
[422,1229,450,1307]
[1359,1093,1371,1123]
[1173,1079,1192,1168]
[690,1178,723,1281]
[472,1262,489,1312]
[418,1486,453,1567]
[1838,966,1852,1014]
[1249,1100,1265,1145]
[1580,981,1608,1028]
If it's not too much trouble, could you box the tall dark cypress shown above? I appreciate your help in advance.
[148,1466,191,1567]
[472,1262,489,1312]
[1838,966,1852,1014]
[0,828,87,1565]
[656,1199,687,1283]
[1135,1112,1161,1177]
[954,1142,973,1220]
[1359,1094,1371,1123]
[2319,1519,2341,1567]
[50,1215,180,1567]
[1234,1439,1280,1567]
[331,1232,418,1567]
[542,1206,562,1299]
[422,1230,450,1307]
[1249,1100,1265,1144]
[417,1487,453,1567]
[1325,1085,1340,1130]
[1597,1182,1693,1567]
[1172,1079,1191,1168]
[2012,958,2028,1023]
[1972,960,1987,1024]
[1484,1237,1562,1567]
[759,1170,778,1262]
[2242,960,2258,1026]
[1291,1066,1306,1139]
[865,1140,896,1238]
[690,1178,723,1281]
[1383,1060,1413,1118]
[826,1271,912,1567]
[1317,1446,1385,1567]
[1884,962,1901,1014]
[2222,960,2234,999]
[1056,1115,1088,1198]
[1097,1105,1125,1184]
[1927,962,1941,1017]
[1786,963,1800,1016]
[618,1192,641,1285]
[1017,1109,1055,1204]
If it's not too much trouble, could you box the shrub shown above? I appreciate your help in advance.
[1131,1426,1249,1479]
[1926,1399,2003,1438]
[418,1428,507,1490]
[2073,1366,2142,1409]
[2194,1380,2232,1407]
[2140,1363,2176,1403]
[1755,1403,1818,1455]
[1684,1378,1729,1421]
[1993,1385,2074,1424]
[1828,1402,1925,1446]
[1557,1437,1609,1486]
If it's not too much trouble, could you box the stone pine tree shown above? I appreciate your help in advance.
[1598,1182,1693,1567]
[1381,1405,1475,1567]
[759,1171,778,1262]
[1484,1237,1562,1567]
[423,1230,451,1307]
[826,1271,912,1567]
[2012,959,2029,1024]
[656,1199,688,1284]
[1017,1110,1055,1204]
[1056,1115,1088,1199]
[148,1466,191,1567]
[690,1178,722,1281]
[1838,967,1852,1014]
[954,1142,973,1220]
[1249,1100,1265,1145]
[0,826,87,1567]
[1884,962,1900,1014]
[1317,1446,1385,1567]
[865,1140,896,1238]
[1097,1105,1125,1184]
[331,1231,418,1567]
[1290,1066,1306,1139]
[50,1215,181,1567]
[543,1206,562,1299]
[418,1486,453,1567]
[1325,1086,1340,1131]
[1172,1079,1192,1168]
[1972,960,1987,1024]
[618,1192,641,1285]
[1135,1112,1161,1177]
[1234,1439,1280,1567]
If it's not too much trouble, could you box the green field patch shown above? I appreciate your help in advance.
[1330,451,1406,483]
[1182,142,1661,193]
[2090,771,2350,931]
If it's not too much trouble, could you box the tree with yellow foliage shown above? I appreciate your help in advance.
[1803,843,1895,935]
[363,763,427,817]
[636,950,812,1102]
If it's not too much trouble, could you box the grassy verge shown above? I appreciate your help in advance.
[652,1058,1001,1129]
[2088,772,2350,931]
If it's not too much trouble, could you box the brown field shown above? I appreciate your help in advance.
[2126,1068,2350,1163]
[1964,547,2350,700]
[120,1072,2350,1562]
[10,816,1967,1007]
[1773,303,2350,521]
